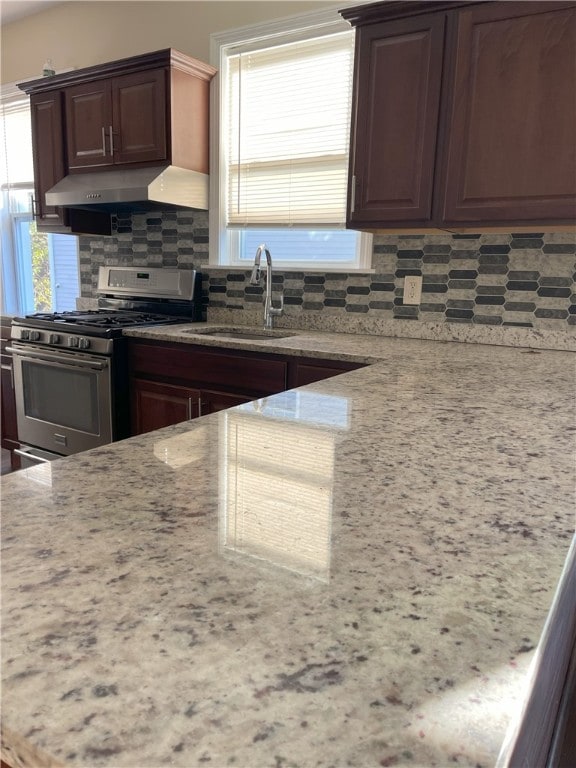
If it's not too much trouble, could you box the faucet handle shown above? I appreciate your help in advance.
[270,292,284,316]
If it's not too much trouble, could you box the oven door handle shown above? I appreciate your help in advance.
[14,446,53,464]
[6,346,109,371]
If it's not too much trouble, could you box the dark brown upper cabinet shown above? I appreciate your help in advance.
[439,2,576,227]
[18,49,216,233]
[29,91,69,230]
[65,68,168,170]
[342,1,576,232]
[347,12,446,227]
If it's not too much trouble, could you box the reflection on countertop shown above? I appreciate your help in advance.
[219,395,349,583]
[1,337,575,768]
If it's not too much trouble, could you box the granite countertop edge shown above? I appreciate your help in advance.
[122,323,576,362]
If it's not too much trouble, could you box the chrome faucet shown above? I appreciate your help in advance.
[249,244,284,330]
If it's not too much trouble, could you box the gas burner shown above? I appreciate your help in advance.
[66,311,181,328]
[12,311,193,339]
[26,310,101,321]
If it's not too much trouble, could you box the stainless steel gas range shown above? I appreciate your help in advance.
[9,266,203,466]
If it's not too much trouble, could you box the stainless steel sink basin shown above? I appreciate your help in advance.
[206,331,295,340]
[184,327,298,341]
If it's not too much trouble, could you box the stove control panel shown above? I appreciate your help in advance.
[21,329,43,342]
[11,325,113,356]
[67,337,91,349]
[67,336,91,349]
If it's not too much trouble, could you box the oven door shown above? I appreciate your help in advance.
[9,341,113,456]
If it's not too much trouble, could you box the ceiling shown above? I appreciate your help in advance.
[0,1,65,25]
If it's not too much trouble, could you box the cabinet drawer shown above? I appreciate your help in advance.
[128,340,288,395]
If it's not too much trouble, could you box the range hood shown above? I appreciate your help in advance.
[45,165,209,213]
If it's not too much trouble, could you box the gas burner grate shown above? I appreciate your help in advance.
[23,310,185,329]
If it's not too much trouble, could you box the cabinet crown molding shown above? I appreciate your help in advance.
[340,1,482,26]
[18,48,216,95]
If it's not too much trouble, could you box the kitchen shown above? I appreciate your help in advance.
[1,1,576,766]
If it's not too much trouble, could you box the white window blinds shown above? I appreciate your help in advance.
[226,31,354,228]
[0,88,33,187]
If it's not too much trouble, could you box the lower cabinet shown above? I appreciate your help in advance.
[127,338,364,436]
[132,380,199,436]
[1,323,20,470]
[131,379,251,436]
[288,358,364,388]
[128,339,288,436]
[199,389,252,416]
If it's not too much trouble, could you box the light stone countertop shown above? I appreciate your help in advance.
[1,332,575,768]
[122,322,435,364]
[122,320,576,357]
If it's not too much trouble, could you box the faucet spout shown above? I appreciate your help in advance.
[249,263,261,284]
[250,244,284,330]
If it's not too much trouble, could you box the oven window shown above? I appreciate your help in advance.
[22,360,100,434]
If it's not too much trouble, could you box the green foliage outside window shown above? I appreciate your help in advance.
[30,221,51,311]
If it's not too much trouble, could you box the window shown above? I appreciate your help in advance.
[0,84,79,316]
[210,9,372,270]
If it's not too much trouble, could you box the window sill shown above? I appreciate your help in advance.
[205,265,376,274]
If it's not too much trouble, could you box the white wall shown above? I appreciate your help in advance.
[1,0,341,84]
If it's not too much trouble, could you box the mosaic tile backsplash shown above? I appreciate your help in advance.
[78,210,576,330]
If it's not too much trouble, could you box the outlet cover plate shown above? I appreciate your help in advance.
[404,275,423,305]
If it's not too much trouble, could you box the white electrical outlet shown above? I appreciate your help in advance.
[404,275,423,305]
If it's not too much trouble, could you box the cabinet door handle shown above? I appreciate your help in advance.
[109,126,114,156]
[351,174,357,213]
[101,126,106,156]
[198,397,202,417]
[187,396,193,419]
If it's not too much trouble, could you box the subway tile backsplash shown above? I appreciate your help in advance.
[78,210,576,331]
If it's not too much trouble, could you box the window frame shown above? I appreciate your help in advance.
[0,185,35,315]
[1,81,80,315]
[208,8,373,272]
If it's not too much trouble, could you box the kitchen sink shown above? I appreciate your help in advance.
[184,327,299,341]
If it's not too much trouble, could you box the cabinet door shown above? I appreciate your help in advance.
[131,379,199,435]
[349,13,446,227]
[439,1,576,226]
[288,359,363,388]
[111,69,167,165]
[29,92,69,228]
[198,390,252,417]
[65,80,113,169]
[1,358,18,446]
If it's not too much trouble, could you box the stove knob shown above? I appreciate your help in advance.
[49,333,61,345]
[78,337,91,350]
[69,337,79,348]
[30,330,41,341]
[21,330,30,340]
